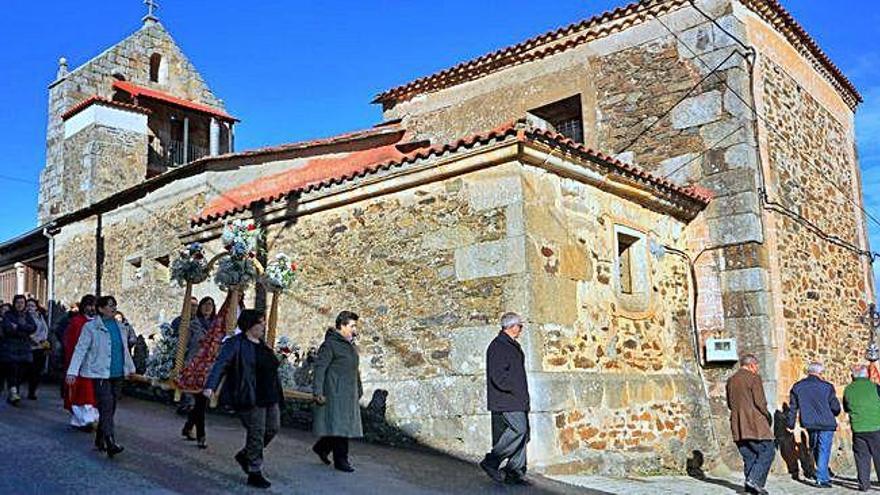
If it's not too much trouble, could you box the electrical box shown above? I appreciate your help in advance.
[705,337,738,363]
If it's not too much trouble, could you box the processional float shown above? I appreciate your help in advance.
[138,220,312,402]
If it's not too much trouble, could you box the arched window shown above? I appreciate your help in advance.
[149,53,163,83]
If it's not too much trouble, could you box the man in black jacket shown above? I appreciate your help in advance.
[480,312,530,485]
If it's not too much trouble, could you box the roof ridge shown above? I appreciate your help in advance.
[191,120,710,227]
[372,0,860,109]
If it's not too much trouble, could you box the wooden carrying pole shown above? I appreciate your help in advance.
[170,281,194,401]
[267,291,280,347]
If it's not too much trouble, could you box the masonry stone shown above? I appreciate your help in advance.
[671,90,723,129]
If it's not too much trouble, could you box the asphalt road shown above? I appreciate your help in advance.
[0,388,597,495]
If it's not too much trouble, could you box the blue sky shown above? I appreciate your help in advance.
[0,1,877,290]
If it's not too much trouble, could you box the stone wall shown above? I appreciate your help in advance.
[382,0,767,470]
[61,123,148,213]
[40,21,224,222]
[761,56,869,402]
[518,166,713,474]
[260,163,526,457]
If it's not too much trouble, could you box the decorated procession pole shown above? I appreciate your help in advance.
[166,243,211,399]
[261,253,297,348]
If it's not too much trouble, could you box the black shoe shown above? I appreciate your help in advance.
[234,451,249,474]
[181,424,196,441]
[247,472,271,489]
[334,462,355,473]
[744,481,768,495]
[503,474,530,486]
[479,458,504,483]
[312,445,331,465]
[105,437,124,458]
[197,437,207,449]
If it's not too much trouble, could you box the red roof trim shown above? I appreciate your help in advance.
[373,0,860,109]
[112,81,238,122]
[61,95,152,121]
[191,121,710,227]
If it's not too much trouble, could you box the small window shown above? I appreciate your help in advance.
[154,255,171,283]
[122,255,144,289]
[613,226,648,299]
[617,232,638,294]
[149,53,163,83]
[528,95,584,144]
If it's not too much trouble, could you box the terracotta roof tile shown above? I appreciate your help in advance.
[113,80,238,122]
[61,95,152,121]
[191,121,711,227]
[373,0,860,109]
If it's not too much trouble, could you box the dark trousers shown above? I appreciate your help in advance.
[94,378,123,441]
[853,430,880,490]
[314,436,350,466]
[184,394,209,439]
[736,439,775,488]
[1,362,24,394]
[27,349,47,397]
[238,404,280,474]
[483,411,530,478]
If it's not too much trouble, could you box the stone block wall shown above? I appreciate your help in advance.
[261,163,527,457]
[760,56,869,402]
[382,0,768,469]
[40,21,224,222]
[518,166,714,474]
[61,123,148,213]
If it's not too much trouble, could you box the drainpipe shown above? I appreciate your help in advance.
[42,224,58,328]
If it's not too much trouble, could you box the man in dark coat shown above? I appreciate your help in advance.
[727,353,774,495]
[480,312,530,485]
[0,294,37,405]
[788,361,841,488]
[311,311,363,473]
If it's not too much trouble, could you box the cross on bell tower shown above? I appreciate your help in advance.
[143,0,159,25]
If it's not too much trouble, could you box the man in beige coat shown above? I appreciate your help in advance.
[727,354,775,495]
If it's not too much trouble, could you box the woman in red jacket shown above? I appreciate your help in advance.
[63,294,99,432]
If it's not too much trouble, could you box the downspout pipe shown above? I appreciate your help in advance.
[42,223,58,328]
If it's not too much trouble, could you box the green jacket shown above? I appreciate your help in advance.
[312,329,363,438]
[844,377,880,433]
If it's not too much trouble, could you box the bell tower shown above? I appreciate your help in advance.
[38,2,234,223]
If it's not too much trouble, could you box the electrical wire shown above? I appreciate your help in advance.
[651,9,880,261]
[660,5,880,233]
[614,49,742,155]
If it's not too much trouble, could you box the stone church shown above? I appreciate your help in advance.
[0,0,873,475]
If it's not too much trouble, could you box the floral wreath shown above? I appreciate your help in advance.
[170,242,208,286]
[262,253,298,293]
[214,220,263,290]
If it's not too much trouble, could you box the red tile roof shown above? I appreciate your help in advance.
[197,143,420,221]
[192,121,711,227]
[373,0,860,110]
[61,95,152,121]
[112,81,238,122]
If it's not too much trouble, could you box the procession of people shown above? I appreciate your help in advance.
[8,284,880,492]
[727,355,880,494]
